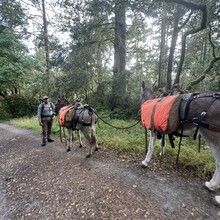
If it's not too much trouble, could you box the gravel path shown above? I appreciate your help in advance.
[0,123,219,220]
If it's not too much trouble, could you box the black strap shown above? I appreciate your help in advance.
[168,134,175,148]
[193,112,207,140]
[176,124,184,167]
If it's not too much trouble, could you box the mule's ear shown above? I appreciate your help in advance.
[142,81,145,89]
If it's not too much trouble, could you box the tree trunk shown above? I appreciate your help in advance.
[158,17,166,88]
[166,11,180,91]
[164,0,207,85]
[42,0,50,95]
[111,0,126,109]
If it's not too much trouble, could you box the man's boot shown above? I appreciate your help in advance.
[48,138,54,142]
[42,139,46,146]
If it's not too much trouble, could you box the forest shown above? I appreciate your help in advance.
[0,0,219,119]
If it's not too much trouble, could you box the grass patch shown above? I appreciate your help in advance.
[8,117,42,132]
[7,115,215,178]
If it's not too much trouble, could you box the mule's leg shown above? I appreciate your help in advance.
[76,130,83,148]
[213,195,220,207]
[80,127,92,157]
[66,128,72,152]
[142,131,156,167]
[159,134,166,166]
[159,134,165,157]
[201,131,220,191]
[204,144,220,191]
[63,127,67,146]
[80,125,97,158]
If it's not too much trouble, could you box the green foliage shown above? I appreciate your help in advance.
[157,137,215,179]
[0,1,35,97]
[97,118,145,153]
[0,96,12,119]
[0,27,32,96]
[106,89,140,119]
[9,0,219,106]
[8,117,42,132]
[0,0,27,30]
[0,95,38,119]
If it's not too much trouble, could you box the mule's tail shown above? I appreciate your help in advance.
[88,108,97,146]
[86,107,97,127]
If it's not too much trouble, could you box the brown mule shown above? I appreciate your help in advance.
[141,81,220,193]
[55,96,98,158]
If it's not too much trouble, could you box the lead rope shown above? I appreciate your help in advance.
[95,112,141,129]
[176,124,184,168]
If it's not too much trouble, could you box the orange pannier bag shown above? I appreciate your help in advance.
[58,105,75,126]
[141,95,181,134]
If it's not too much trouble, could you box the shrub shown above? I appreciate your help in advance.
[0,94,38,119]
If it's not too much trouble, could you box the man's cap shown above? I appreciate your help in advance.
[42,96,49,100]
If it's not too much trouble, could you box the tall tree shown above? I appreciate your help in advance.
[158,15,166,89]
[111,0,126,109]
[29,0,52,95]
[55,0,114,100]
[41,0,50,95]
[0,0,30,97]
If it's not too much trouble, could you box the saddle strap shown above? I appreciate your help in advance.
[150,99,161,132]
[75,108,94,127]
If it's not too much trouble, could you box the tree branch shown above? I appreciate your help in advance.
[170,0,207,84]
[185,25,220,90]
[186,57,220,90]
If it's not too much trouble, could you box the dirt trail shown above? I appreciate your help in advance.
[0,123,219,220]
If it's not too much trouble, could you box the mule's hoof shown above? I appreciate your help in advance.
[203,182,215,192]
[141,161,148,168]
[86,154,91,158]
[213,196,220,207]
[66,148,71,152]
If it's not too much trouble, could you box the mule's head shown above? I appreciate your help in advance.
[55,95,70,115]
[171,83,182,95]
[141,81,155,103]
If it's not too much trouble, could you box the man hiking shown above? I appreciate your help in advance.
[37,96,55,146]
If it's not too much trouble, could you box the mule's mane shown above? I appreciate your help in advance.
[55,96,70,114]
[55,96,84,115]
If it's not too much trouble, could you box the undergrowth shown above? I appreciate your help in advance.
[7,116,215,179]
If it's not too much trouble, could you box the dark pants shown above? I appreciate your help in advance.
[42,119,52,143]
